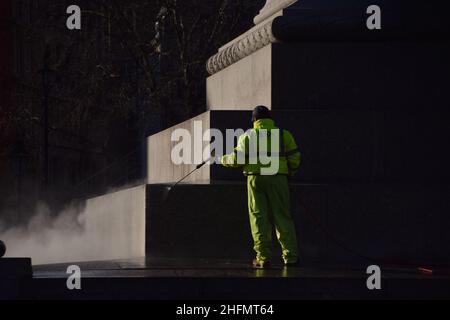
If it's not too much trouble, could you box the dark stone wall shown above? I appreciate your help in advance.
[146,1,450,266]
[273,42,450,110]
[208,109,450,184]
[146,183,450,266]
[146,184,253,260]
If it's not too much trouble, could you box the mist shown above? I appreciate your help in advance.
[0,185,146,265]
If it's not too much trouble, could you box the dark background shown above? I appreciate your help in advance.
[2,0,450,231]
[0,0,264,223]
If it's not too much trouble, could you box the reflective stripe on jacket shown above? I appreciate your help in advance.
[221,119,301,176]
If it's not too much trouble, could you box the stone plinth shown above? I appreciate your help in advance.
[0,258,32,299]
[141,0,450,270]
[147,112,212,184]
[207,41,450,110]
[146,183,450,266]
[206,0,450,111]
[147,107,450,185]
[254,0,298,25]
[3,186,147,265]
[83,185,146,262]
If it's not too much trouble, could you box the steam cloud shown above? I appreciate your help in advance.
[0,185,146,265]
[0,203,92,265]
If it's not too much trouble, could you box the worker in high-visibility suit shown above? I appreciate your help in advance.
[221,106,301,269]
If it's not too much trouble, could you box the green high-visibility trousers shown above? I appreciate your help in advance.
[247,175,299,263]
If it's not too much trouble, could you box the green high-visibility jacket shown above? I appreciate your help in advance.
[221,119,301,176]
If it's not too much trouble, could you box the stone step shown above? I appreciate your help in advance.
[147,109,450,184]
[0,258,32,299]
[145,183,450,267]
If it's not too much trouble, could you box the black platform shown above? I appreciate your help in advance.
[24,258,450,300]
[0,258,32,300]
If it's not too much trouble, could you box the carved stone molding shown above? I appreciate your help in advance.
[254,0,298,25]
[206,20,277,75]
[206,0,300,75]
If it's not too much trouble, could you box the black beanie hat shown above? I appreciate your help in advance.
[252,105,271,121]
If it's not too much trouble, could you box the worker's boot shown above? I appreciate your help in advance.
[252,259,271,269]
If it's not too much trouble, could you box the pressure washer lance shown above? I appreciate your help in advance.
[165,155,216,196]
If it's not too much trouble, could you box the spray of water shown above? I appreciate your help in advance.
[0,202,85,265]
[0,185,146,265]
